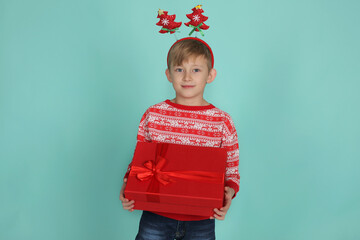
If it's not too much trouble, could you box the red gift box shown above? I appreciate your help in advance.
[123,142,227,216]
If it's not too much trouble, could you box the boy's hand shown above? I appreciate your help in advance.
[210,186,235,220]
[119,178,135,212]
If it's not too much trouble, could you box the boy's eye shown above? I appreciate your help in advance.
[175,68,183,72]
[193,69,200,73]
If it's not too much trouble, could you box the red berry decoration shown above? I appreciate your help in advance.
[156,9,182,34]
[184,5,210,36]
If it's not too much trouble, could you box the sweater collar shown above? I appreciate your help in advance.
[165,99,215,111]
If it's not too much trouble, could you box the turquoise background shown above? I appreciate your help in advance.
[1,0,359,239]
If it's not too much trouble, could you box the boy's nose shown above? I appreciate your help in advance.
[183,72,192,81]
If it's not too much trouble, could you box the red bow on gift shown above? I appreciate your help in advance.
[132,155,173,185]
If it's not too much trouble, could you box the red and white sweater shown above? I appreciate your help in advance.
[125,99,240,221]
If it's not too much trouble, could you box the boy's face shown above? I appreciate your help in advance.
[165,55,216,102]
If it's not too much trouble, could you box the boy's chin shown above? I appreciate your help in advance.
[175,94,203,100]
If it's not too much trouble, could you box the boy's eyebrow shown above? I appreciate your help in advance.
[174,64,205,67]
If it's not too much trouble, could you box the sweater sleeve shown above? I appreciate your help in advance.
[222,114,240,198]
[123,109,151,179]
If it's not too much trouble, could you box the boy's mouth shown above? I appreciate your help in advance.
[182,85,195,88]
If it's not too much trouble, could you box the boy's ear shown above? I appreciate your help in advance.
[165,69,172,83]
[206,68,217,84]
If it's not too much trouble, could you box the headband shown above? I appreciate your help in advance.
[157,6,214,68]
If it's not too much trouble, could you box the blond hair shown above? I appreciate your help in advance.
[167,39,212,71]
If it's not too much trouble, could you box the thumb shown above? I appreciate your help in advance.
[224,186,231,194]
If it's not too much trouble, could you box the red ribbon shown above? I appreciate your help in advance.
[129,147,223,186]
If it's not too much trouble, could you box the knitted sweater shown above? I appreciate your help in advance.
[124,99,240,221]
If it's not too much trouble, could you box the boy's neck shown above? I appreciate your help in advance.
[171,97,210,106]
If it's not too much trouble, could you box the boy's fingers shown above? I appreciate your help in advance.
[124,204,134,210]
[214,208,228,218]
[122,202,131,207]
[122,200,134,206]
[123,201,134,208]
[213,208,224,216]
[214,213,224,220]
[122,201,135,208]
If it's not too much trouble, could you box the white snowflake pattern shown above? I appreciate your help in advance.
[192,15,200,22]
[161,18,169,26]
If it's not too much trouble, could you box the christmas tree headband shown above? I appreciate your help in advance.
[156,5,214,68]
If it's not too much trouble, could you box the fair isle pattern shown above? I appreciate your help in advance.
[129,100,240,192]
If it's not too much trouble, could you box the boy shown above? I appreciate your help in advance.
[120,37,240,240]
